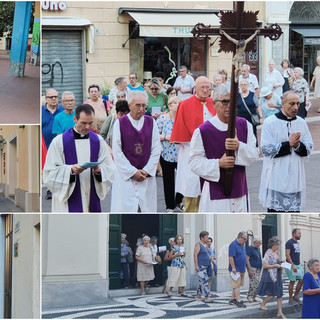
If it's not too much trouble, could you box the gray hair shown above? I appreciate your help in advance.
[116,91,126,97]
[240,78,249,85]
[129,72,138,78]
[180,65,188,71]
[237,231,247,239]
[214,74,222,81]
[242,64,250,71]
[307,258,319,269]
[268,236,281,249]
[168,237,175,244]
[253,237,262,243]
[282,90,299,103]
[294,67,304,77]
[115,76,126,86]
[142,235,150,241]
[213,84,230,100]
[61,91,75,101]
[147,77,161,90]
[45,88,58,96]
[269,59,275,66]
[127,90,148,105]
[121,233,127,238]
[150,236,158,243]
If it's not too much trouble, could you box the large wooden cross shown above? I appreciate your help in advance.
[191,1,283,196]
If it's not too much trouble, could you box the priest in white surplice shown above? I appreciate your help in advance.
[259,91,313,212]
[43,104,115,212]
[189,85,259,212]
[111,91,161,212]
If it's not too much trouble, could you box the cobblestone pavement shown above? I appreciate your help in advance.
[42,279,302,319]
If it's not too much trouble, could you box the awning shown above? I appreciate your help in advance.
[123,10,220,38]
[292,27,320,45]
[42,16,95,53]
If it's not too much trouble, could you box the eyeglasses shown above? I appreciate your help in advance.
[134,104,147,109]
[216,99,231,106]
[241,237,248,241]
[288,102,300,106]
[199,86,211,91]
[46,95,58,99]
[63,99,75,103]
[150,87,159,91]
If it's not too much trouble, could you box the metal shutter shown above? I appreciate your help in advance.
[42,30,84,105]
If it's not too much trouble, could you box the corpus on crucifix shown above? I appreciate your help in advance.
[191,1,283,196]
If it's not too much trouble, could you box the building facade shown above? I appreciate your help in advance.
[0,125,40,212]
[0,214,40,319]
[42,213,320,310]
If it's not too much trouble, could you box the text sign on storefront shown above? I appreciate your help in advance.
[305,38,320,45]
[172,27,194,35]
[42,1,67,11]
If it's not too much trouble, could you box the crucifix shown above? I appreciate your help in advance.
[191,1,282,195]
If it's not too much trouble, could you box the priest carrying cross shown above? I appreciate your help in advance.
[188,1,283,212]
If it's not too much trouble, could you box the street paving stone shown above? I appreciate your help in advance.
[42,279,302,319]
[0,194,23,212]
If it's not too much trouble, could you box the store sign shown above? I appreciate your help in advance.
[305,38,320,45]
[172,27,194,35]
[42,1,67,11]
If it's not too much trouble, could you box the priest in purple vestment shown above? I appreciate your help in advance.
[111,91,161,212]
[189,85,259,212]
[43,104,115,212]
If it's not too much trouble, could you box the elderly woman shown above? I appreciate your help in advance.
[109,77,130,111]
[147,77,168,118]
[157,96,184,213]
[83,84,109,133]
[120,233,130,288]
[291,67,310,119]
[257,237,285,319]
[260,86,282,119]
[218,67,231,87]
[280,59,295,93]
[135,235,155,295]
[237,79,263,139]
[264,60,285,98]
[167,235,187,297]
[246,237,262,302]
[310,56,320,112]
[301,258,320,319]
[162,237,176,294]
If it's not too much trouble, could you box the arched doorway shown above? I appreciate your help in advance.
[289,2,320,83]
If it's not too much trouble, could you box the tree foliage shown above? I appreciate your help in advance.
[0,2,35,38]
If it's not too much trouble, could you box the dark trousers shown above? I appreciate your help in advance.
[121,262,129,287]
[160,156,183,210]
[297,101,307,119]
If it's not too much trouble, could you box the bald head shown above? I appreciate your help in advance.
[195,76,211,99]
[282,90,300,118]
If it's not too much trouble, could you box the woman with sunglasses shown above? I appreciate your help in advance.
[147,78,168,119]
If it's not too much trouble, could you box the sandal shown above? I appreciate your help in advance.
[259,305,268,311]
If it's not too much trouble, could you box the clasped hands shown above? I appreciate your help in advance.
[132,169,149,182]
[289,132,301,149]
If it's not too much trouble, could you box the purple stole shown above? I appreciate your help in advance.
[119,115,153,169]
[199,117,248,200]
[62,128,101,212]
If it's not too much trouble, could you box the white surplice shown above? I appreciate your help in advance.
[43,133,115,212]
[111,114,161,212]
[259,114,313,211]
[175,103,213,197]
[189,116,259,212]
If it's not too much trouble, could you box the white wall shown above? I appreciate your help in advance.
[11,214,40,319]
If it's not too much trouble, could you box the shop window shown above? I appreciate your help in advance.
[144,37,206,85]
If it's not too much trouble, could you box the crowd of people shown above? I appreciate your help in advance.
[118,229,320,318]
[41,56,318,213]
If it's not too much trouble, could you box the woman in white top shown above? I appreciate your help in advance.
[264,60,285,98]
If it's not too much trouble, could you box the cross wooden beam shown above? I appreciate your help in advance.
[191,1,283,196]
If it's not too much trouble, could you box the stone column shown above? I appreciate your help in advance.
[8,1,32,77]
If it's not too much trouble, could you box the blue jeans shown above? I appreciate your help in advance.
[121,262,129,287]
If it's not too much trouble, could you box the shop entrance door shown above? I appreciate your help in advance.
[4,214,12,319]
[109,214,177,289]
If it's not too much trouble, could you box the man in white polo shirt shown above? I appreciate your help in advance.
[174,65,195,100]
[238,64,259,97]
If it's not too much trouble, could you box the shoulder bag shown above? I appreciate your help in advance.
[241,94,260,126]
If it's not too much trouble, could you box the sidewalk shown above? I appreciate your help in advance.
[42,279,301,319]
[0,57,40,124]
[0,194,23,212]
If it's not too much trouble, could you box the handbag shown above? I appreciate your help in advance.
[156,254,162,265]
[241,94,260,126]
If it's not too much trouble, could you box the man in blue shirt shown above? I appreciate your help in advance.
[246,237,262,302]
[42,88,64,199]
[229,231,248,308]
[52,91,76,134]
[127,73,144,91]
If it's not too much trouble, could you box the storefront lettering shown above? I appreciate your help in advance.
[173,27,193,35]
[42,1,67,11]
